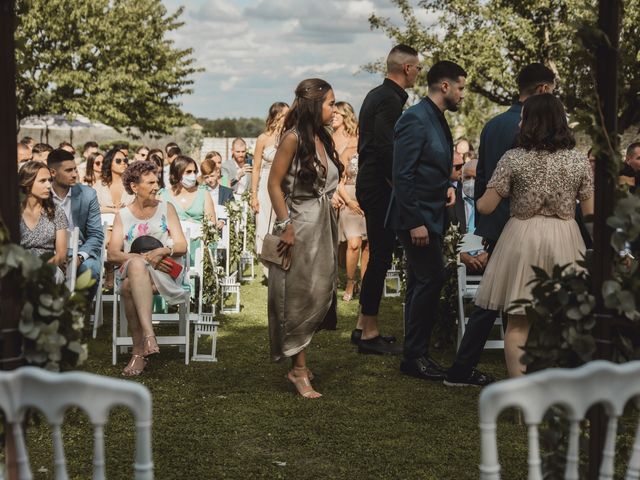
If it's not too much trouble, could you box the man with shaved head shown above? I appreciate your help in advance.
[352,44,421,355]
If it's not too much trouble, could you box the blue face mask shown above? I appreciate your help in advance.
[181,174,197,189]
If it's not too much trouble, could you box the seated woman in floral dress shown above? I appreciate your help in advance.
[108,161,188,376]
[19,161,68,283]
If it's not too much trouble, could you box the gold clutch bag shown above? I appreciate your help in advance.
[260,233,292,271]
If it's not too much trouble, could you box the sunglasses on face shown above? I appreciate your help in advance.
[454,164,463,171]
[114,157,129,165]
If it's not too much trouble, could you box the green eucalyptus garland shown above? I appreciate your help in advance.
[0,224,91,372]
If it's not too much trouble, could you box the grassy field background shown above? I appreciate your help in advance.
[24,272,533,479]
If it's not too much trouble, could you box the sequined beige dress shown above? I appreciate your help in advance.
[474,148,594,313]
[268,139,339,361]
[339,154,367,241]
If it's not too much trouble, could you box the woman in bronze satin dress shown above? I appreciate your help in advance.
[267,78,342,398]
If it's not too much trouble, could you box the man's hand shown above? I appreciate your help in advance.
[237,164,252,180]
[460,252,482,272]
[409,225,429,247]
[445,186,456,207]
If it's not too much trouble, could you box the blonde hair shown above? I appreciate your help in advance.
[336,101,358,137]
[265,102,289,135]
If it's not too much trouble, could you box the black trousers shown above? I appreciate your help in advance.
[357,187,396,316]
[449,238,500,379]
[398,231,446,359]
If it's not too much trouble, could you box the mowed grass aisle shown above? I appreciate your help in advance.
[26,273,529,479]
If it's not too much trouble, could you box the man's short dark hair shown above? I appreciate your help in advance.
[20,136,34,145]
[83,141,99,152]
[112,142,129,152]
[627,142,640,157]
[426,61,467,86]
[165,142,179,154]
[47,148,75,167]
[167,146,182,157]
[517,63,555,93]
[32,143,53,154]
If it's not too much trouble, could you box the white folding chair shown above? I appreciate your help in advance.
[456,234,504,350]
[0,366,153,480]
[479,360,640,480]
[65,227,80,291]
[91,223,109,339]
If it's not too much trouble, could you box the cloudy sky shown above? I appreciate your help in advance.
[162,0,433,119]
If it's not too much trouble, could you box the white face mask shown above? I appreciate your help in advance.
[462,178,475,198]
[181,173,197,189]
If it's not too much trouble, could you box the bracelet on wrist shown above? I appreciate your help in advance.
[273,217,292,234]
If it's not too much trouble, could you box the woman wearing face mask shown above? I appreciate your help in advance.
[159,155,217,224]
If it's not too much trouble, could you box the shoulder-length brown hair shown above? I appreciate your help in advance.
[19,161,56,220]
[84,151,103,186]
[517,94,576,152]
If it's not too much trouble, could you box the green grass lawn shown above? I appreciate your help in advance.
[25,272,532,479]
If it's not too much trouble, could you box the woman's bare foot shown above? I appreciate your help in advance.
[287,367,322,399]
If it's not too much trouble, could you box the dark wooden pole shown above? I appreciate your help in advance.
[589,0,621,477]
[1,2,23,478]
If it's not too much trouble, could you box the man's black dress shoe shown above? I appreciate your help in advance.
[400,356,447,381]
[357,336,402,355]
[350,329,397,345]
[443,368,495,387]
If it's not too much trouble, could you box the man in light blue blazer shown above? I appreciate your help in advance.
[48,149,104,300]
[385,61,466,382]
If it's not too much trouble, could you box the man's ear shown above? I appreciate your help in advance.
[49,167,56,178]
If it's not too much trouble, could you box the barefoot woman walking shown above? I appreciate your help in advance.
[267,78,342,398]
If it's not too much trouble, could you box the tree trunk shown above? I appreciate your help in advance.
[589,0,621,478]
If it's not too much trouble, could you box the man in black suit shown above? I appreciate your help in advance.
[353,44,421,355]
[444,63,556,387]
[386,61,466,381]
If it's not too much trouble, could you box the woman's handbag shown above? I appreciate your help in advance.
[130,235,183,279]
[260,233,292,271]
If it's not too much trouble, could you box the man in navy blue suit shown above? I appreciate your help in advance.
[386,61,465,381]
[48,149,104,301]
[444,63,556,387]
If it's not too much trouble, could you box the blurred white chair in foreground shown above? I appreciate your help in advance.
[0,366,153,480]
[479,360,640,480]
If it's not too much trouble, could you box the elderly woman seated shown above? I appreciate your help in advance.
[107,161,187,376]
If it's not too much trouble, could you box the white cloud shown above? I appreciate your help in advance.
[164,0,429,118]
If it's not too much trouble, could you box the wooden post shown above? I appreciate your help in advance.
[589,0,621,478]
[1,1,24,478]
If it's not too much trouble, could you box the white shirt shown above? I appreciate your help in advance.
[51,186,74,231]
[51,185,88,260]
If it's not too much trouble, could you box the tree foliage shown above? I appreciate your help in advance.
[369,0,640,140]
[15,0,201,134]
[196,117,265,138]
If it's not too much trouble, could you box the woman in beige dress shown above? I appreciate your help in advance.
[94,148,135,213]
[332,101,369,301]
[268,78,342,398]
[251,102,289,259]
[475,94,594,378]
